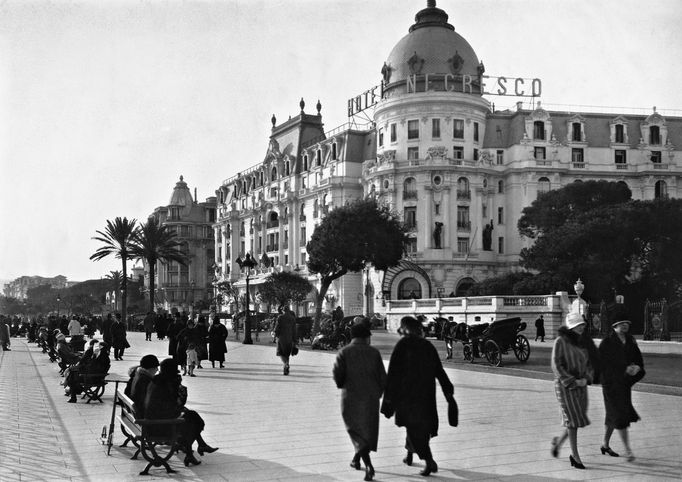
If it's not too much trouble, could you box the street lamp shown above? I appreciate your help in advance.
[236,253,258,345]
[56,294,61,317]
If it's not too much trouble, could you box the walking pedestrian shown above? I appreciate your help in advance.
[550,311,594,469]
[195,316,209,369]
[111,313,129,361]
[273,306,297,375]
[333,317,386,481]
[0,316,11,351]
[143,312,155,341]
[208,316,228,368]
[535,314,545,342]
[598,313,645,462]
[101,313,114,346]
[382,316,455,476]
[67,317,82,336]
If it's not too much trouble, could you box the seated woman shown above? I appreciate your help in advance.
[144,358,218,466]
[65,341,111,403]
[128,354,160,417]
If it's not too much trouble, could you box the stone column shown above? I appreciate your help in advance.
[442,186,451,248]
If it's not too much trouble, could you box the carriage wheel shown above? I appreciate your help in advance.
[484,340,502,367]
[513,335,531,362]
[463,344,474,362]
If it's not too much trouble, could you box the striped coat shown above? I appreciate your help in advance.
[551,327,594,428]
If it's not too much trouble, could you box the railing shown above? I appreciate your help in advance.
[405,222,417,231]
[468,297,492,306]
[535,160,552,166]
[572,162,586,168]
[616,164,629,170]
[456,190,471,200]
[653,163,669,170]
[266,221,279,229]
[503,296,548,306]
[403,191,418,200]
[457,221,471,230]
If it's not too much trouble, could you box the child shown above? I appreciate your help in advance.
[186,342,198,377]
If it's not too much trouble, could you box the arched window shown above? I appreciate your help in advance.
[398,278,422,300]
[316,149,322,166]
[331,143,337,160]
[655,180,668,199]
[271,167,277,181]
[650,125,661,145]
[498,180,504,193]
[285,161,290,176]
[537,177,551,197]
[303,155,309,171]
[457,177,469,192]
[455,277,475,297]
[259,171,264,185]
[404,177,417,192]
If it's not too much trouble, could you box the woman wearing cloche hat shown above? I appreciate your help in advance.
[598,312,645,461]
[550,311,594,469]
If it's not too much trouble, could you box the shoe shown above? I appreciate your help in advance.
[600,446,619,457]
[551,437,559,458]
[350,458,361,470]
[182,370,187,376]
[197,445,218,456]
[189,374,196,377]
[625,451,635,462]
[67,396,77,403]
[420,459,438,476]
[220,364,224,368]
[569,455,585,469]
[283,365,290,375]
[403,451,413,466]
[184,453,201,466]
[364,466,375,481]
[197,365,203,369]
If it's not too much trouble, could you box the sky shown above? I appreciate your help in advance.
[1,0,681,283]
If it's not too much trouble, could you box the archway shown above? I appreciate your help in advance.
[398,278,422,299]
[455,277,475,297]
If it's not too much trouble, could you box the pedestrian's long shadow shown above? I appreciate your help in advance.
[106,446,339,481]
[187,373,320,383]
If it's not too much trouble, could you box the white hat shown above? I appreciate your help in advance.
[565,311,586,330]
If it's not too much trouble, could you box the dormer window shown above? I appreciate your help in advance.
[331,143,337,160]
[533,121,545,140]
[303,155,309,170]
[316,149,322,166]
[615,124,625,143]
[572,122,582,142]
[650,126,661,145]
[271,167,277,180]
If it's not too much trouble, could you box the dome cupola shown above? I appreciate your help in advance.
[382,1,483,96]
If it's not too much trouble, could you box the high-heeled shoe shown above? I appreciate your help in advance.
[419,459,438,476]
[551,437,559,458]
[364,466,375,481]
[402,451,413,466]
[184,453,201,466]
[600,446,619,457]
[197,445,218,456]
[569,455,585,469]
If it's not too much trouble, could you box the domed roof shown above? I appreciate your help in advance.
[382,1,480,86]
[168,175,193,206]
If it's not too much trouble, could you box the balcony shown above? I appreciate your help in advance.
[300,215,306,221]
[572,162,586,169]
[456,190,471,200]
[535,160,552,166]
[457,220,471,231]
[266,244,279,252]
[266,220,279,229]
[403,191,418,200]
[615,163,629,170]
[653,163,669,170]
[405,221,417,232]
[299,239,307,247]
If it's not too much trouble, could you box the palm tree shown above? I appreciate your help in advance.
[105,270,123,311]
[130,218,187,313]
[90,217,137,322]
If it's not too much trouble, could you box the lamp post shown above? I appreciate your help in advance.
[236,253,257,345]
[56,294,61,317]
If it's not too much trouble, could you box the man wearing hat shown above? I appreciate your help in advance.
[598,313,645,461]
[333,316,386,481]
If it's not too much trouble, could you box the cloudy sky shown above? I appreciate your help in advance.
[1,0,681,283]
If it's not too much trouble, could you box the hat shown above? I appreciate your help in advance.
[398,316,423,335]
[159,358,179,376]
[140,354,160,369]
[565,312,586,330]
[56,333,66,341]
[350,320,371,339]
[612,311,631,328]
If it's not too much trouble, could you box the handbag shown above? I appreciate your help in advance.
[291,345,299,356]
[448,398,459,427]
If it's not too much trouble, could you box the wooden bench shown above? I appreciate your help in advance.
[115,386,185,475]
[78,373,108,404]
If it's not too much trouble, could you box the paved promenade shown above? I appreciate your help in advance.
[1,332,681,481]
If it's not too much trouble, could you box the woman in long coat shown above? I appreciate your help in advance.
[383,316,454,477]
[111,314,128,361]
[208,316,228,368]
[550,312,594,470]
[195,316,209,368]
[166,316,183,358]
[333,318,386,481]
[599,316,644,461]
[273,307,297,375]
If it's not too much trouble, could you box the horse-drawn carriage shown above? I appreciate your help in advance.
[448,316,531,367]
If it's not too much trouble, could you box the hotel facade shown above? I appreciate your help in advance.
[213,1,681,317]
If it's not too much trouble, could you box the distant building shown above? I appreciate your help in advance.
[144,176,217,314]
[213,1,681,316]
[3,275,68,299]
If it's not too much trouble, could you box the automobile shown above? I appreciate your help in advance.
[231,311,274,332]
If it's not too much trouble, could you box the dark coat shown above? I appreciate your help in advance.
[130,368,154,418]
[166,321,183,356]
[143,314,155,332]
[535,317,545,337]
[145,373,184,420]
[333,338,386,452]
[111,321,128,349]
[274,311,297,357]
[599,331,645,429]
[101,317,114,345]
[195,323,209,360]
[384,335,453,437]
[208,323,228,362]
[82,352,111,377]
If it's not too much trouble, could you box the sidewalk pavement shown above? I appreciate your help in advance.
[1,332,681,482]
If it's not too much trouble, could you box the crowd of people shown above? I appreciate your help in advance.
[2,305,648,478]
